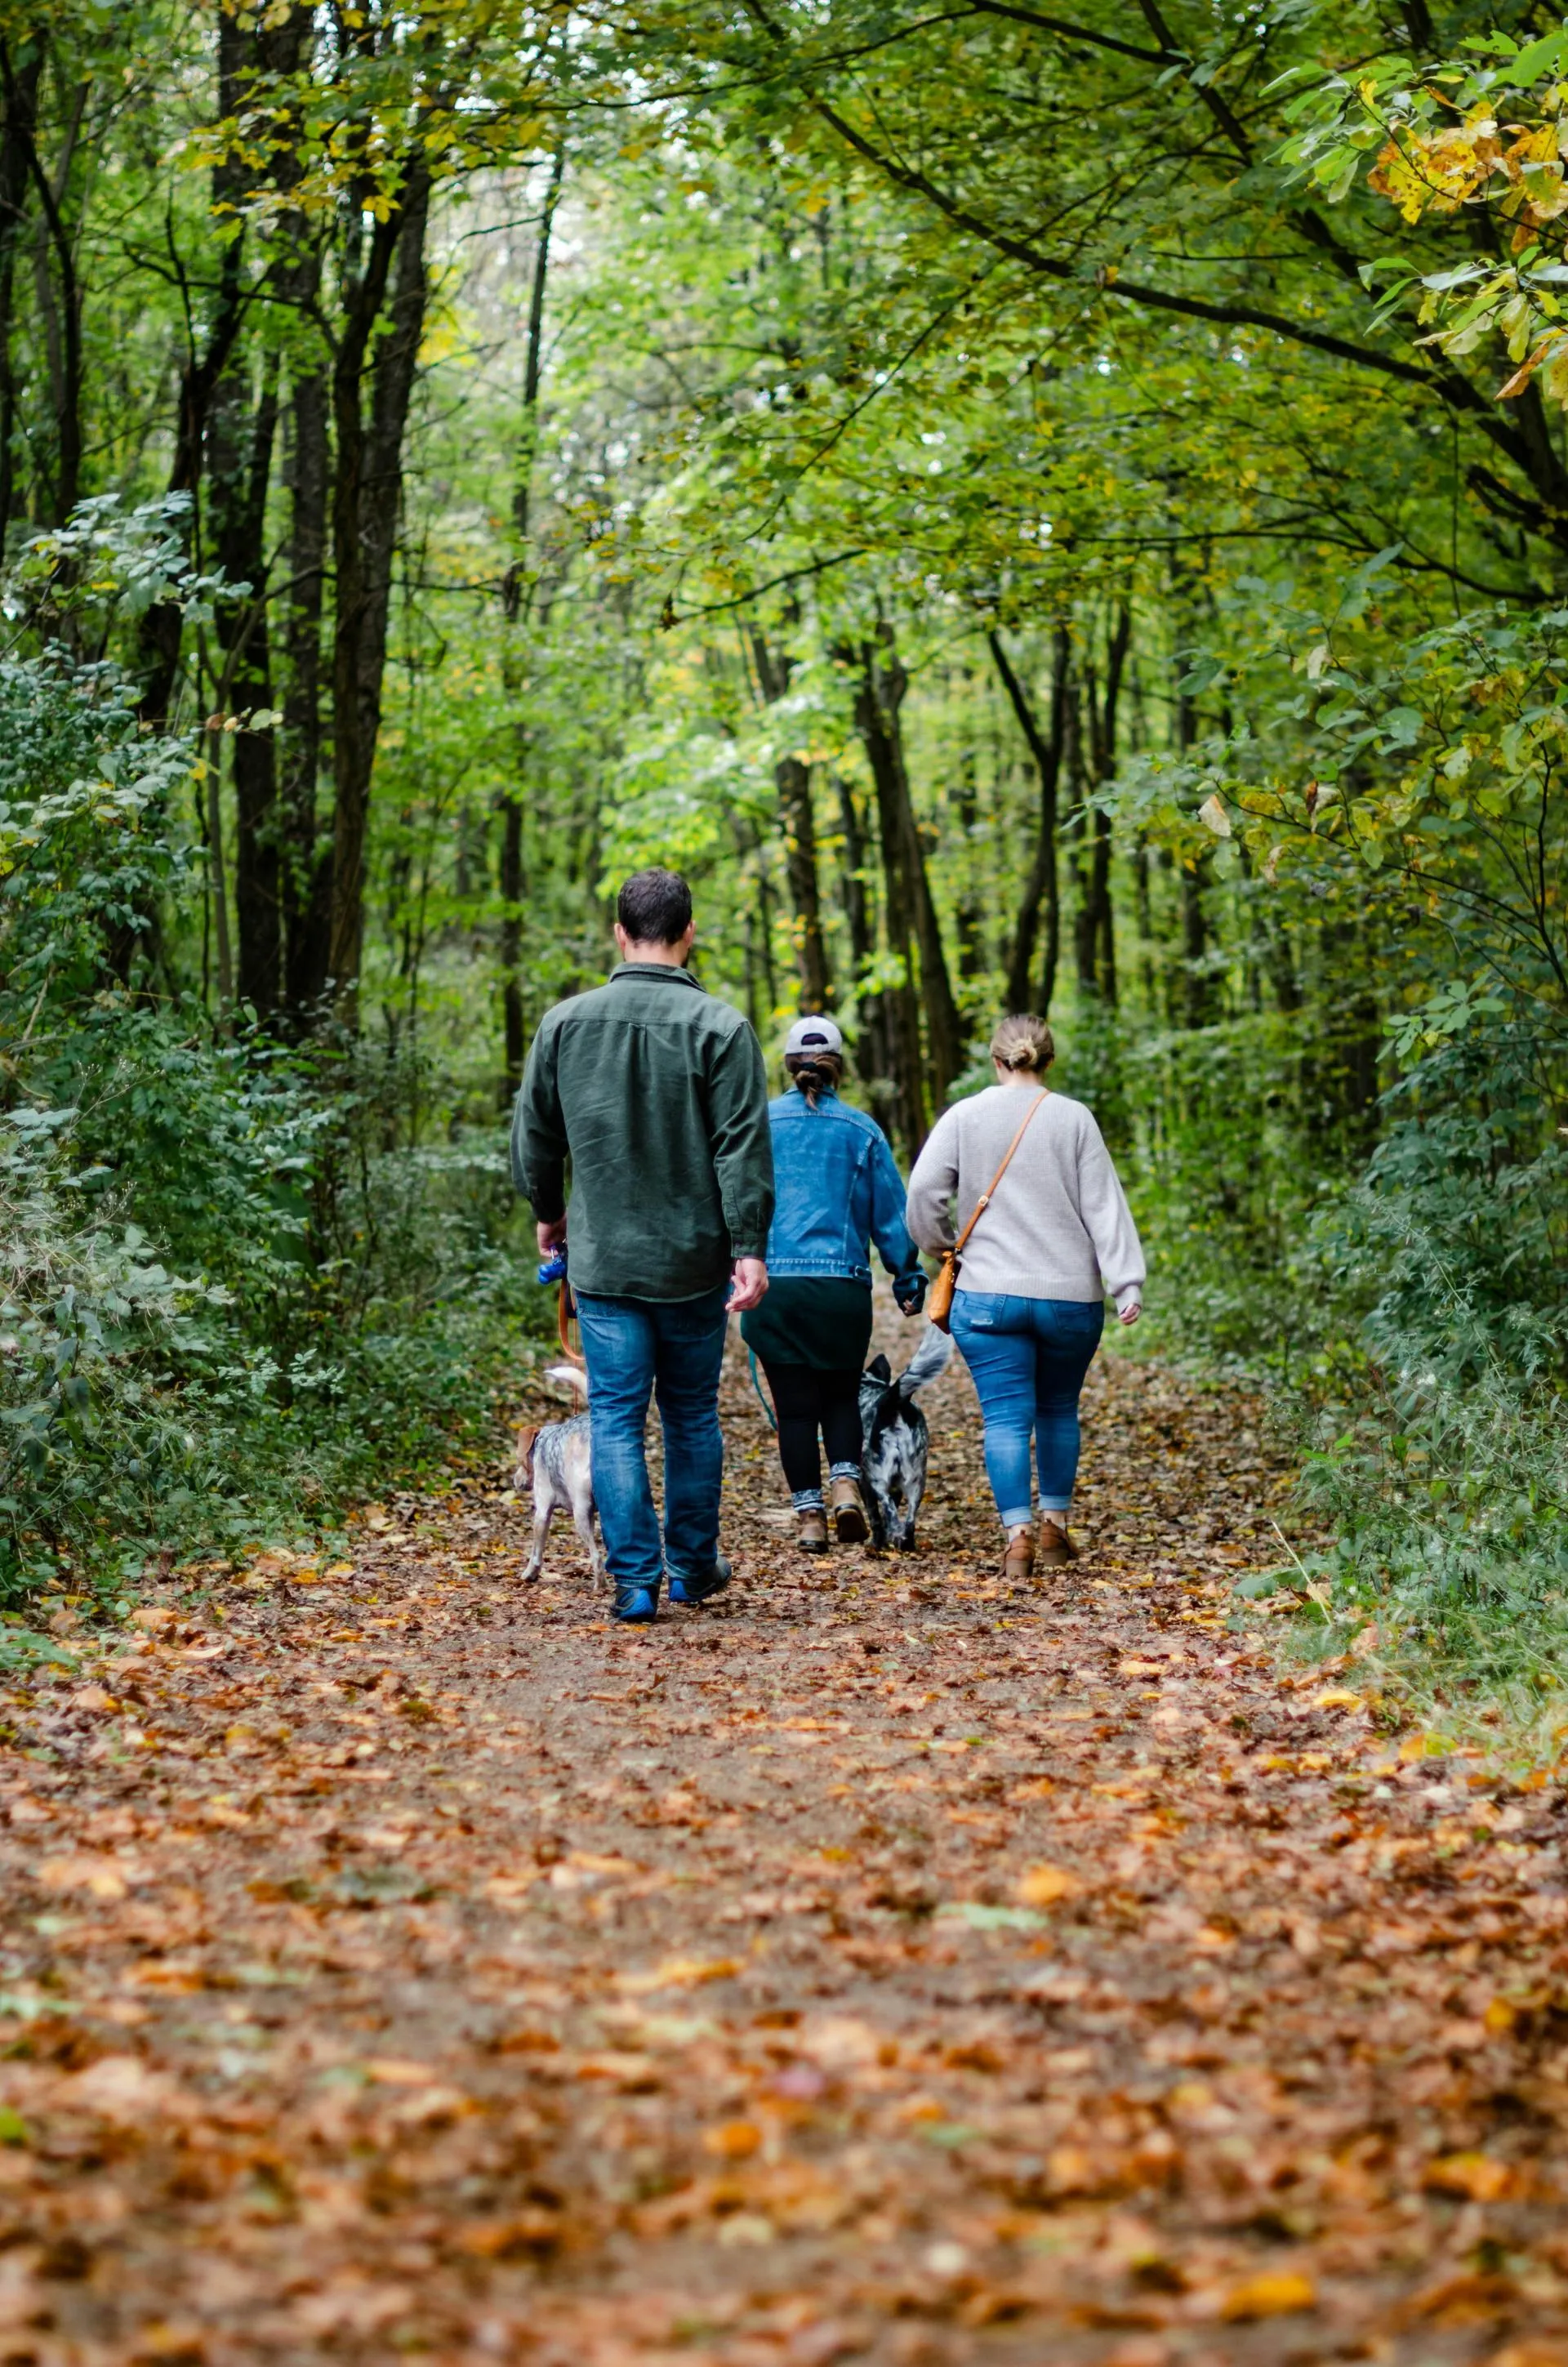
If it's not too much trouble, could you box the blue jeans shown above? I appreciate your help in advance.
[950,1290,1104,1527]
[575,1286,729,1597]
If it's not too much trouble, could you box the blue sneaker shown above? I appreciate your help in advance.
[667,1555,731,1607]
[612,1584,659,1624]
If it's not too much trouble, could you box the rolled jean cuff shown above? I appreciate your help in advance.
[999,1504,1034,1529]
[791,1487,825,1512]
[1040,1498,1071,1515]
[827,1461,862,1481]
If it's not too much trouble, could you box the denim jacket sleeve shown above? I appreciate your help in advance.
[868,1126,921,1277]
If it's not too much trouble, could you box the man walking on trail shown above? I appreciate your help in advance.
[512,868,773,1625]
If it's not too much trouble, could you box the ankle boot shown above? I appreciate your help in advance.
[1003,1527,1034,1580]
[1038,1518,1079,1568]
[797,1507,829,1554]
[831,1473,869,1545]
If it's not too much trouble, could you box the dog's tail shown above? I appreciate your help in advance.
[898,1324,953,1398]
[545,1362,590,1398]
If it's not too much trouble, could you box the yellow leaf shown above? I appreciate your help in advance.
[1313,1687,1363,1710]
[702,2119,761,2159]
[37,1852,127,1900]
[616,1955,741,1995]
[1423,2150,1517,2201]
[1016,1863,1081,1907]
[1219,2270,1316,2320]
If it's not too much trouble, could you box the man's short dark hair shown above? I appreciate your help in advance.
[617,867,693,946]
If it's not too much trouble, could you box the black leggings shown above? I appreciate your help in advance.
[761,1362,863,1496]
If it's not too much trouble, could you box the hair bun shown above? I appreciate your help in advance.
[989,1014,1054,1072]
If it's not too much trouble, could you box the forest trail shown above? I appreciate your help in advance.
[1,1330,1566,2367]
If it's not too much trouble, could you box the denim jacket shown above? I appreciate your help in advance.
[764,1089,921,1286]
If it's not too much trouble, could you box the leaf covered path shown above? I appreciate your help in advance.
[2,1338,1567,2365]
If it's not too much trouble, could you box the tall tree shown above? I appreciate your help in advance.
[748,622,831,1014]
[0,44,40,542]
[210,348,282,1016]
[327,149,431,1015]
[501,142,565,1095]
[850,630,961,1134]
[991,625,1069,1016]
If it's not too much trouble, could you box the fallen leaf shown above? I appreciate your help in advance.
[1423,2151,1517,2203]
[615,1955,740,1995]
[1218,2269,1316,2320]
[36,1852,128,1900]
[1017,1863,1082,1906]
[702,2119,761,2159]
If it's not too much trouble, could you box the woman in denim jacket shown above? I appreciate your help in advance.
[742,1017,926,1553]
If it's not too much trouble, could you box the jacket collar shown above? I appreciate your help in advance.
[608,963,702,989]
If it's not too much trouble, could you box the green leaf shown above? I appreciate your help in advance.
[1499,30,1568,83]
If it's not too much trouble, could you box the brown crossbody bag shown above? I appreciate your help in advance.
[926,1092,1048,1333]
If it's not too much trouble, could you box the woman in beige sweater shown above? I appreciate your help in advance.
[906,1015,1144,1579]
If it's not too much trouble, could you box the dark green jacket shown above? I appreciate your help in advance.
[511,964,774,1301]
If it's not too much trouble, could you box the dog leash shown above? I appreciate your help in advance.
[746,1349,777,1433]
[557,1281,585,1366]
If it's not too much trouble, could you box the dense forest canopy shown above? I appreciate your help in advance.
[0,0,1563,1696]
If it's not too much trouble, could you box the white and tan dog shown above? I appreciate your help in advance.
[515,1364,601,1582]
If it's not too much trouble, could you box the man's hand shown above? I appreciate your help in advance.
[1118,1298,1142,1326]
[728,1256,768,1313]
[893,1269,926,1317]
[537,1217,567,1257]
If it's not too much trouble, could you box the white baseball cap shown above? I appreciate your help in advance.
[784,1015,844,1058]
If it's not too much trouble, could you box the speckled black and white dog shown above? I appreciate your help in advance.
[515,1364,601,1583]
[858,1325,952,1550]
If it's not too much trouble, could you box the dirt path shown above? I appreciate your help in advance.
[2,1324,1566,2366]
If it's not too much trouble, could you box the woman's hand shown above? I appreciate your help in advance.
[894,1270,926,1317]
[1118,1298,1142,1326]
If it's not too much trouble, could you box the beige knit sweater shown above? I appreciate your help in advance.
[906,1085,1145,1307]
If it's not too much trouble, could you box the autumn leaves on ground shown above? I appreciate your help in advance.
[0,1333,1566,2367]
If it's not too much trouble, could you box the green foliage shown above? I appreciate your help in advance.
[0,523,545,1605]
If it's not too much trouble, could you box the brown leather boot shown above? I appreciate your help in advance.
[1003,1526,1034,1580]
[797,1507,829,1555]
[1038,1518,1079,1568]
[831,1474,870,1545]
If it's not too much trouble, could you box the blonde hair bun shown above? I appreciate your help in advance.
[989,1014,1055,1072]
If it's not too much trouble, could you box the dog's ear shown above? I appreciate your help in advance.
[515,1426,541,1482]
[866,1353,892,1384]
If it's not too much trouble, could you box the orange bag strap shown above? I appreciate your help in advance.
[951,1091,1048,1257]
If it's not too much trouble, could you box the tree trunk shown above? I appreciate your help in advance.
[211,350,283,1018]
[501,144,564,1098]
[953,727,985,997]
[280,348,332,1017]
[835,769,908,1147]
[327,148,430,1019]
[851,640,932,1146]
[1075,604,1130,1005]
[134,8,268,724]
[3,55,84,528]
[748,626,831,1013]
[0,47,40,542]
[990,623,1069,1015]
